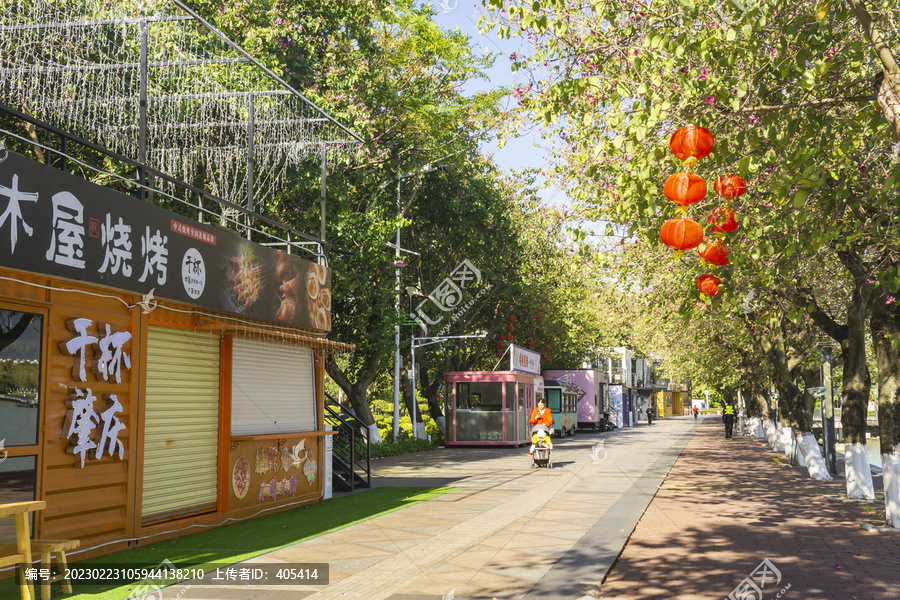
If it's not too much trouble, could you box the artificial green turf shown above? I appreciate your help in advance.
[1,486,451,600]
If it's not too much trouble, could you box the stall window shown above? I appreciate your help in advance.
[457,383,470,409]
[0,308,42,539]
[0,310,42,447]
[232,337,316,435]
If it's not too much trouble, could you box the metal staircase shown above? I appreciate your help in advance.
[324,392,371,492]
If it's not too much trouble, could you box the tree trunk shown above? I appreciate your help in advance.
[402,366,426,439]
[847,0,900,140]
[325,361,378,438]
[871,285,900,528]
[838,252,875,499]
[797,366,830,479]
[418,363,446,432]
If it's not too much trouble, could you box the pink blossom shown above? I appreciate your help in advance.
[887,296,895,305]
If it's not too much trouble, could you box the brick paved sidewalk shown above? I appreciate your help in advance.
[594,419,900,600]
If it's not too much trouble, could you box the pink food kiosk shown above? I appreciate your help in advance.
[444,345,542,446]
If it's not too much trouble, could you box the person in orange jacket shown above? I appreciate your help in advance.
[528,399,554,455]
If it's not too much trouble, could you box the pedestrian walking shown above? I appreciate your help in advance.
[646,404,654,426]
[692,405,699,420]
[723,402,736,439]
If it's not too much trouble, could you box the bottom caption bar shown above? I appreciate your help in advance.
[17,562,330,586]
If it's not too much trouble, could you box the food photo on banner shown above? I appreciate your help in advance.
[0,150,330,331]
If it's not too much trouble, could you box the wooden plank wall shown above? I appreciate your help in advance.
[1,269,328,561]
[41,283,137,547]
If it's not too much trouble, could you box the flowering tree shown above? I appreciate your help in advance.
[482,0,900,519]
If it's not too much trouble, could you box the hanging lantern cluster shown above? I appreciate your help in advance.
[658,126,748,298]
[659,125,713,260]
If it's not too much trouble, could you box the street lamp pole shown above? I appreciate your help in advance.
[410,332,487,440]
[391,150,463,442]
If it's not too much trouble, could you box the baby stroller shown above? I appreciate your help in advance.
[530,424,552,468]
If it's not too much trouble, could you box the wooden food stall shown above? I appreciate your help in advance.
[0,150,349,568]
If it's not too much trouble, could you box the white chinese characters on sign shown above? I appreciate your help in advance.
[62,318,98,382]
[181,247,206,299]
[96,323,132,383]
[60,318,131,468]
[99,213,133,276]
[46,191,86,269]
[0,173,38,252]
[65,388,98,468]
[138,226,169,285]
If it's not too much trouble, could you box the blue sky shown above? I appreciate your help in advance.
[428,1,567,208]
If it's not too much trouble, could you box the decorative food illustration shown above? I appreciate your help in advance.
[226,249,262,311]
[272,250,331,330]
[307,263,331,330]
[232,456,250,500]
[274,250,300,323]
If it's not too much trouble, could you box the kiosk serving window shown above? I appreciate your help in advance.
[231,337,315,436]
[0,308,43,538]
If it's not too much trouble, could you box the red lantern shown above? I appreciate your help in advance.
[670,125,714,162]
[707,207,738,233]
[663,172,707,206]
[496,351,504,358]
[527,339,534,347]
[506,334,514,342]
[660,218,703,251]
[541,353,549,360]
[507,315,516,322]
[506,324,515,333]
[696,274,722,296]
[699,238,729,266]
[713,174,747,199]
[496,342,504,350]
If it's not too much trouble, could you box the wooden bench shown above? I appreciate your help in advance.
[0,500,45,600]
[0,539,80,600]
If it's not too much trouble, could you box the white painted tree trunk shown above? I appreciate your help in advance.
[364,422,380,443]
[765,421,778,446]
[435,416,446,432]
[884,448,900,528]
[797,432,831,480]
[773,426,788,452]
[749,417,763,439]
[783,428,795,459]
[845,442,876,500]
[795,440,807,467]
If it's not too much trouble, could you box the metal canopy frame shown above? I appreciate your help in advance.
[0,0,364,257]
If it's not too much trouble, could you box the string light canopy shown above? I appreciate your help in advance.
[0,0,363,250]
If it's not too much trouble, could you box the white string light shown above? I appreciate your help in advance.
[0,0,363,217]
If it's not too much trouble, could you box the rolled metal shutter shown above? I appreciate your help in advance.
[142,326,220,523]
[231,337,315,436]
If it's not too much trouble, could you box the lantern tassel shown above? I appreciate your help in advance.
[675,205,689,215]
[683,156,699,170]
[673,250,685,260]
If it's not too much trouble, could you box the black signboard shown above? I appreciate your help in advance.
[0,151,331,332]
